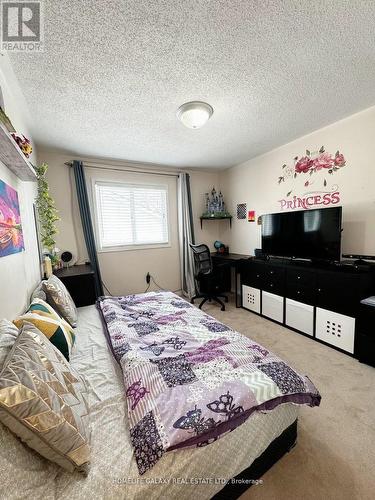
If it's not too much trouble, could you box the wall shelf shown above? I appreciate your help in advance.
[0,123,36,181]
[200,215,232,229]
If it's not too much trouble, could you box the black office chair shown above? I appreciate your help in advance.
[189,243,229,311]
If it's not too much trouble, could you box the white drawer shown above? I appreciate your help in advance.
[316,307,355,354]
[242,285,261,314]
[262,291,284,323]
[285,298,314,336]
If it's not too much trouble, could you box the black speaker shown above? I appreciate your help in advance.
[254,248,264,258]
[61,251,74,267]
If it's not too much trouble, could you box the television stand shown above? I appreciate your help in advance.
[240,258,375,364]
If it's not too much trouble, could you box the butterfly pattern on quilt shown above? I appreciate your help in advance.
[173,405,219,436]
[126,379,149,410]
[162,336,187,350]
[206,391,244,420]
[173,391,243,435]
[140,342,165,356]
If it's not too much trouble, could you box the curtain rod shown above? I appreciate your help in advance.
[64,161,180,178]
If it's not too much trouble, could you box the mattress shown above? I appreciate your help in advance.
[0,305,299,500]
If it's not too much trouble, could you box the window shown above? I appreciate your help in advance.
[94,181,169,250]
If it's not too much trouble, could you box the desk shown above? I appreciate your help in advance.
[211,253,250,307]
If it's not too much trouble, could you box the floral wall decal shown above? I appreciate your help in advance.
[277,146,346,196]
[276,146,347,211]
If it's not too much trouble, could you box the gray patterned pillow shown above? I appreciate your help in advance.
[43,275,78,327]
[30,282,47,302]
[0,319,19,369]
[0,323,90,473]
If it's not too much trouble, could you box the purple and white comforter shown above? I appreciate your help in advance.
[97,291,320,474]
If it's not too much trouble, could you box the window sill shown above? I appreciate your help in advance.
[97,242,171,253]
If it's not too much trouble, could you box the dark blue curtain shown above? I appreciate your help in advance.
[72,160,104,297]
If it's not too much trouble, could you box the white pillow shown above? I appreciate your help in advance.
[0,319,19,370]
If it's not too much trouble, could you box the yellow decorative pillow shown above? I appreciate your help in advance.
[14,299,75,361]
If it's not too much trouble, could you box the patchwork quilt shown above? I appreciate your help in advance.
[97,291,320,474]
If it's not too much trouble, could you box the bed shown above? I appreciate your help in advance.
[0,295,318,499]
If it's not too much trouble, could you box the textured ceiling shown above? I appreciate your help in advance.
[8,0,375,169]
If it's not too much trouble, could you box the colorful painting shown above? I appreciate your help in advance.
[0,179,24,257]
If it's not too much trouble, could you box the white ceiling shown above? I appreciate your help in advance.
[8,0,375,169]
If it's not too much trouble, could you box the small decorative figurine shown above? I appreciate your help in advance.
[11,133,33,158]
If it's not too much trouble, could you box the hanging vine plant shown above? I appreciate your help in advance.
[35,162,60,260]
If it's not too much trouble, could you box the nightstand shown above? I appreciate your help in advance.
[54,264,97,307]
[355,301,375,367]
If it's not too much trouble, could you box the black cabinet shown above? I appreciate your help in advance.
[286,282,315,305]
[355,303,375,367]
[286,267,316,305]
[54,265,97,307]
[240,261,264,289]
[240,258,375,362]
[286,267,316,287]
[316,271,360,317]
[262,264,285,295]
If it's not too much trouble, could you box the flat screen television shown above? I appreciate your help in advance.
[261,206,342,261]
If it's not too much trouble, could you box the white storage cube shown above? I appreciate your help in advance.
[242,285,261,314]
[262,291,284,323]
[285,298,314,336]
[315,307,355,354]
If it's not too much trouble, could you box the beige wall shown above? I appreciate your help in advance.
[40,149,221,295]
[189,171,221,250]
[0,56,40,319]
[220,105,375,257]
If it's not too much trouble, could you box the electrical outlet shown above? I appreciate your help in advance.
[146,272,151,284]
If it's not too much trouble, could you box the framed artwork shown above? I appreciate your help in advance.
[248,210,256,222]
[236,203,247,219]
[0,179,24,257]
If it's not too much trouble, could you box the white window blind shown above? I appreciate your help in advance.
[94,182,169,250]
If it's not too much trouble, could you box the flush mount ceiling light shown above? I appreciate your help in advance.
[176,101,214,129]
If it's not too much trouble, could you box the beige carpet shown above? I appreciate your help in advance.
[202,297,375,500]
